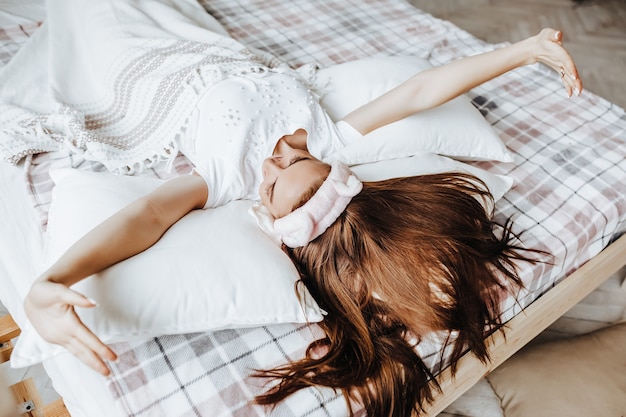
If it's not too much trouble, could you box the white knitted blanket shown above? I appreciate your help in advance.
[0,0,278,173]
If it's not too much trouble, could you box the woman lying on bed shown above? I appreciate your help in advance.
[24,28,580,417]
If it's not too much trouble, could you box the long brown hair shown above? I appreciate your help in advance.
[255,173,542,416]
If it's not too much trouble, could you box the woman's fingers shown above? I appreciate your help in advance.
[73,319,118,363]
[57,285,97,308]
[558,63,582,96]
[67,337,113,377]
[540,57,577,95]
[561,73,574,97]
[26,279,117,376]
[64,294,118,375]
[537,29,583,96]
[553,63,576,96]
[66,314,118,376]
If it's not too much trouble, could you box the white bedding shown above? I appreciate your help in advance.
[0,160,124,417]
[0,160,43,325]
[0,0,46,27]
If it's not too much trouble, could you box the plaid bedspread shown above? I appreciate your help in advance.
[3,0,626,416]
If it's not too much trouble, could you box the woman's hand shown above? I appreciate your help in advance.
[24,277,117,376]
[528,28,583,97]
[20,175,206,377]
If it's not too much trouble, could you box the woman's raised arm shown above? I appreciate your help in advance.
[342,28,583,136]
[24,173,208,376]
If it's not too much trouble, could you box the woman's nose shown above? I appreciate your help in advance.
[262,156,282,178]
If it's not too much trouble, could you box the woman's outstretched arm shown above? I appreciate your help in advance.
[342,28,583,135]
[24,173,208,376]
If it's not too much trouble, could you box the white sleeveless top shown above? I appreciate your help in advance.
[179,69,362,208]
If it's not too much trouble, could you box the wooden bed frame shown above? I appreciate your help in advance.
[0,316,69,417]
[2,234,623,417]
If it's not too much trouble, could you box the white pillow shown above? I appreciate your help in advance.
[314,56,514,165]
[351,152,513,209]
[11,169,324,368]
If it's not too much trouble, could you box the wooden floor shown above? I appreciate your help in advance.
[408,0,626,110]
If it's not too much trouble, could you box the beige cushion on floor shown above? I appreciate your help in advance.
[487,322,626,417]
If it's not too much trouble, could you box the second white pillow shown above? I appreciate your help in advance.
[313,56,514,165]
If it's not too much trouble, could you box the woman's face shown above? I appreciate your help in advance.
[259,147,330,219]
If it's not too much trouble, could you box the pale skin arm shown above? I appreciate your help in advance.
[342,29,583,135]
[24,174,208,376]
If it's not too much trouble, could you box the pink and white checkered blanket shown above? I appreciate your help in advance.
[2,0,625,416]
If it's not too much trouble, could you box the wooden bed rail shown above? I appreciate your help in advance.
[0,314,70,417]
[424,233,626,416]
[0,315,20,364]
